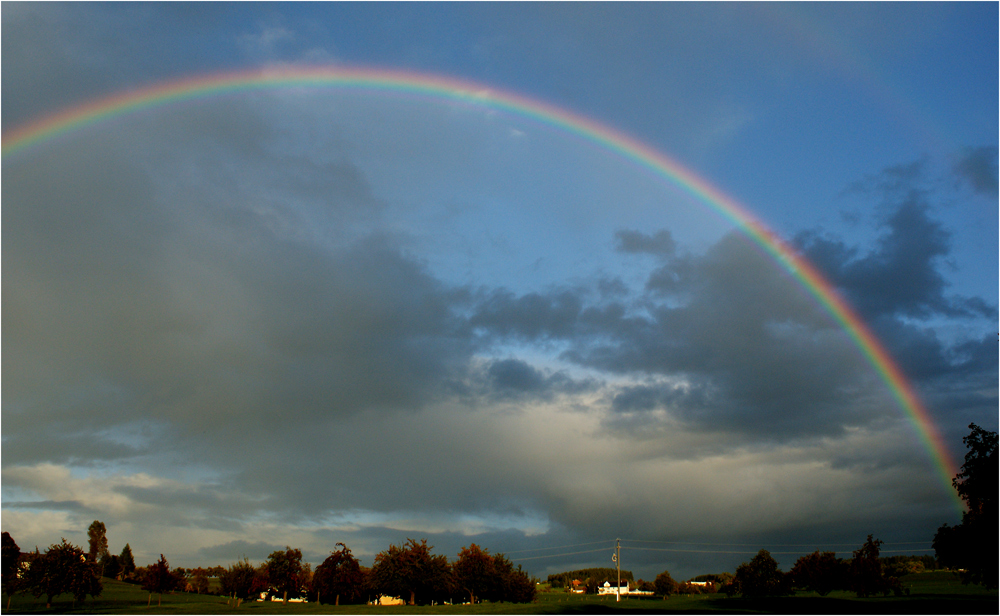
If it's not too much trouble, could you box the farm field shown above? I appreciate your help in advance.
[2,572,995,614]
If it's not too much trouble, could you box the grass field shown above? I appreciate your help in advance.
[3,571,995,614]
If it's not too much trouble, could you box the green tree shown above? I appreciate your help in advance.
[265,546,305,603]
[25,539,102,608]
[789,551,847,596]
[311,543,364,605]
[2,532,23,610]
[653,570,678,598]
[732,549,790,597]
[86,521,108,564]
[371,538,450,605]
[933,423,998,587]
[118,543,136,581]
[142,554,178,607]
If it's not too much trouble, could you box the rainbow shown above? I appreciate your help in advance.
[1,66,963,512]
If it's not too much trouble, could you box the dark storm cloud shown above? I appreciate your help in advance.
[614,228,676,256]
[796,196,991,320]
[953,146,999,196]
[469,288,584,340]
[471,231,878,439]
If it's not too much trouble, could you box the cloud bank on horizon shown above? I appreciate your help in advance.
[2,3,996,580]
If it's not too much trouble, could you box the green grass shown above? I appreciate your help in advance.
[2,572,995,614]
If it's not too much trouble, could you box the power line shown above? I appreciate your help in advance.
[624,546,932,556]
[622,538,933,548]
[503,540,614,555]
[510,548,612,561]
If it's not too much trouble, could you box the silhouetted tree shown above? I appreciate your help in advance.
[933,423,997,587]
[312,543,364,605]
[790,551,848,596]
[25,539,102,608]
[732,549,790,597]
[849,535,894,597]
[2,532,22,609]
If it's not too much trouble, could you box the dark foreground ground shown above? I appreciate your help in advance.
[3,571,996,614]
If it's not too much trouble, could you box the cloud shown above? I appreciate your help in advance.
[614,229,677,257]
[953,146,999,196]
[799,168,994,321]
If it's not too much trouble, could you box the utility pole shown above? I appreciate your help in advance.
[611,538,621,602]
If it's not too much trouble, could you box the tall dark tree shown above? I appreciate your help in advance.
[25,539,102,608]
[849,535,893,597]
[142,554,177,607]
[86,521,108,564]
[933,423,998,587]
[118,543,136,581]
[311,543,364,605]
[266,546,305,603]
[371,538,450,605]
[2,532,23,610]
[732,549,790,597]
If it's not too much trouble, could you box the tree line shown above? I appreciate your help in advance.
[1,532,535,609]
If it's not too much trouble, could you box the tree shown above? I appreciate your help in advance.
[489,553,536,603]
[99,552,122,581]
[453,544,493,604]
[790,551,847,596]
[311,543,364,605]
[732,549,790,597]
[189,567,211,594]
[219,558,257,606]
[265,546,305,603]
[933,423,998,587]
[142,554,178,606]
[118,543,136,581]
[370,538,450,605]
[849,535,892,598]
[2,532,23,609]
[653,570,678,598]
[25,539,102,608]
[86,521,108,564]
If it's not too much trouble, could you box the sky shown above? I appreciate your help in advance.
[1,3,997,583]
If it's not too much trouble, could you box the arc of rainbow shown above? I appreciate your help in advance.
[1,66,963,513]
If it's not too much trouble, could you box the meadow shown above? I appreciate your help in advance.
[3,571,995,614]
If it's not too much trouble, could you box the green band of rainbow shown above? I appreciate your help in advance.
[1,66,963,513]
